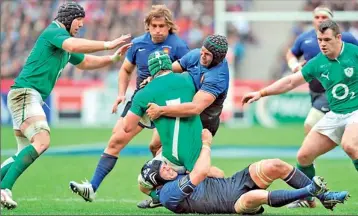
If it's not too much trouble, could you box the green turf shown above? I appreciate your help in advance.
[1,156,356,215]
[1,124,305,149]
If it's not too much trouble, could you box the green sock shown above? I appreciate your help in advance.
[1,155,17,180]
[296,163,316,201]
[353,159,358,172]
[1,145,39,190]
[296,163,315,179]
[149,190,159,201]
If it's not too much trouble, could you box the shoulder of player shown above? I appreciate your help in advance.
[131,33,150,44]
[303,53,325,71]
[42,22,69,36]
[208,61,230,79]
[168,33,187,46]
[343,42,358,51]
[184,48,200,58]
[295,29,315,42]
[341,31,355,39]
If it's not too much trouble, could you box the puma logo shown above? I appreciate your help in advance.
[321,72,330,80]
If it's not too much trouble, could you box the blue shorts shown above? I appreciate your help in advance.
[310,91,330,113]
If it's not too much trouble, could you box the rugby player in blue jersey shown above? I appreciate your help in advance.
[285,6,357,208]
[69,5,189,202]
[146,34,229,149]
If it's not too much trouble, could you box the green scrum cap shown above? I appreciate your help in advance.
[148,51,172,76]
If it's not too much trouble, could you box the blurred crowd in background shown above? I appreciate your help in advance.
[1,0,357,80]
[1,0,254,80]
[271,0,358,79]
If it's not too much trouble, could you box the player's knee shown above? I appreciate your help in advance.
[342,142,358,159]
[108,133,126,153]
[32,130,50,153]
[235,193,260,214]
[265,159,289,176]
[296,148,314,165]
[149,143,161,157]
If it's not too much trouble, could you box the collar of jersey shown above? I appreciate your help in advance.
[52,21,61,28]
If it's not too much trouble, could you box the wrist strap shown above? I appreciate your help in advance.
[110,54,121,63]
[202,145,211,152]
[104,41,110,50]
[259,89,268,97]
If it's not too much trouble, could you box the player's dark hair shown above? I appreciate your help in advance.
[144,5,178,34]
[318,20,340,36]
[55,1,85,32]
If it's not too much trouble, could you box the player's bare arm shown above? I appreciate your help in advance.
[189,129,212,186]
[122,111,141,133]
[242,72,307,105]
[111,59,136,114]
[62,34,131,53]
[172,61,184,73]
[75,43,132,70]
[286,50,306,73]
[146,90,216,120]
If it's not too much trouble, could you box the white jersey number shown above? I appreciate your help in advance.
[165,98,181,160]
[332,83,355,100]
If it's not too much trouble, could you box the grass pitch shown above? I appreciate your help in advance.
[1,125,356,215]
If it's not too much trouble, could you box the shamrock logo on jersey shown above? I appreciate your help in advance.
[344,67,354,78]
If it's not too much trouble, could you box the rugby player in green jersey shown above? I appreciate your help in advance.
[242,20,358,209]
[123,51,224,202]
[0,2,131,210]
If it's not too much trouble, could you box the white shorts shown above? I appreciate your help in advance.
[304,107,326,127]
[154,152,187,174]
[7,88,48,130]
[312,110,358,144]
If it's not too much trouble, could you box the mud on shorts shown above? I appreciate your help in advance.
[121,90,155,129]
[7,88,50,140]
[312,109,358,144]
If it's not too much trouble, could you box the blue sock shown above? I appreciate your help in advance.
[268,186,314,207]
[90,153,118,192]
[284,168,312,188]
[284,168,324,201]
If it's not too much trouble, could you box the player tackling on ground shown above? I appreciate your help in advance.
[138,129,349,214]
[0,1,131,210]
[243,19,358,208]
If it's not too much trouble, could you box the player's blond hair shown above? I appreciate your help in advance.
[144,5,178,34]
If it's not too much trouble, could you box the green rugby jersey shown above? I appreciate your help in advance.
[130,72,203,171]
[12,21,84,100]
[302,43,358,114]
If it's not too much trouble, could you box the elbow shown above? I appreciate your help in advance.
[190,106,203,115]
[196,167,210,181]
[208,166,225,178]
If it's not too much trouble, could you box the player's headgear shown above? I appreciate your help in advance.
[55,1,85,32]
[148,51,172,76]
[139,159,171,188]
[313,6,333,19]
[203,34,228,68]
